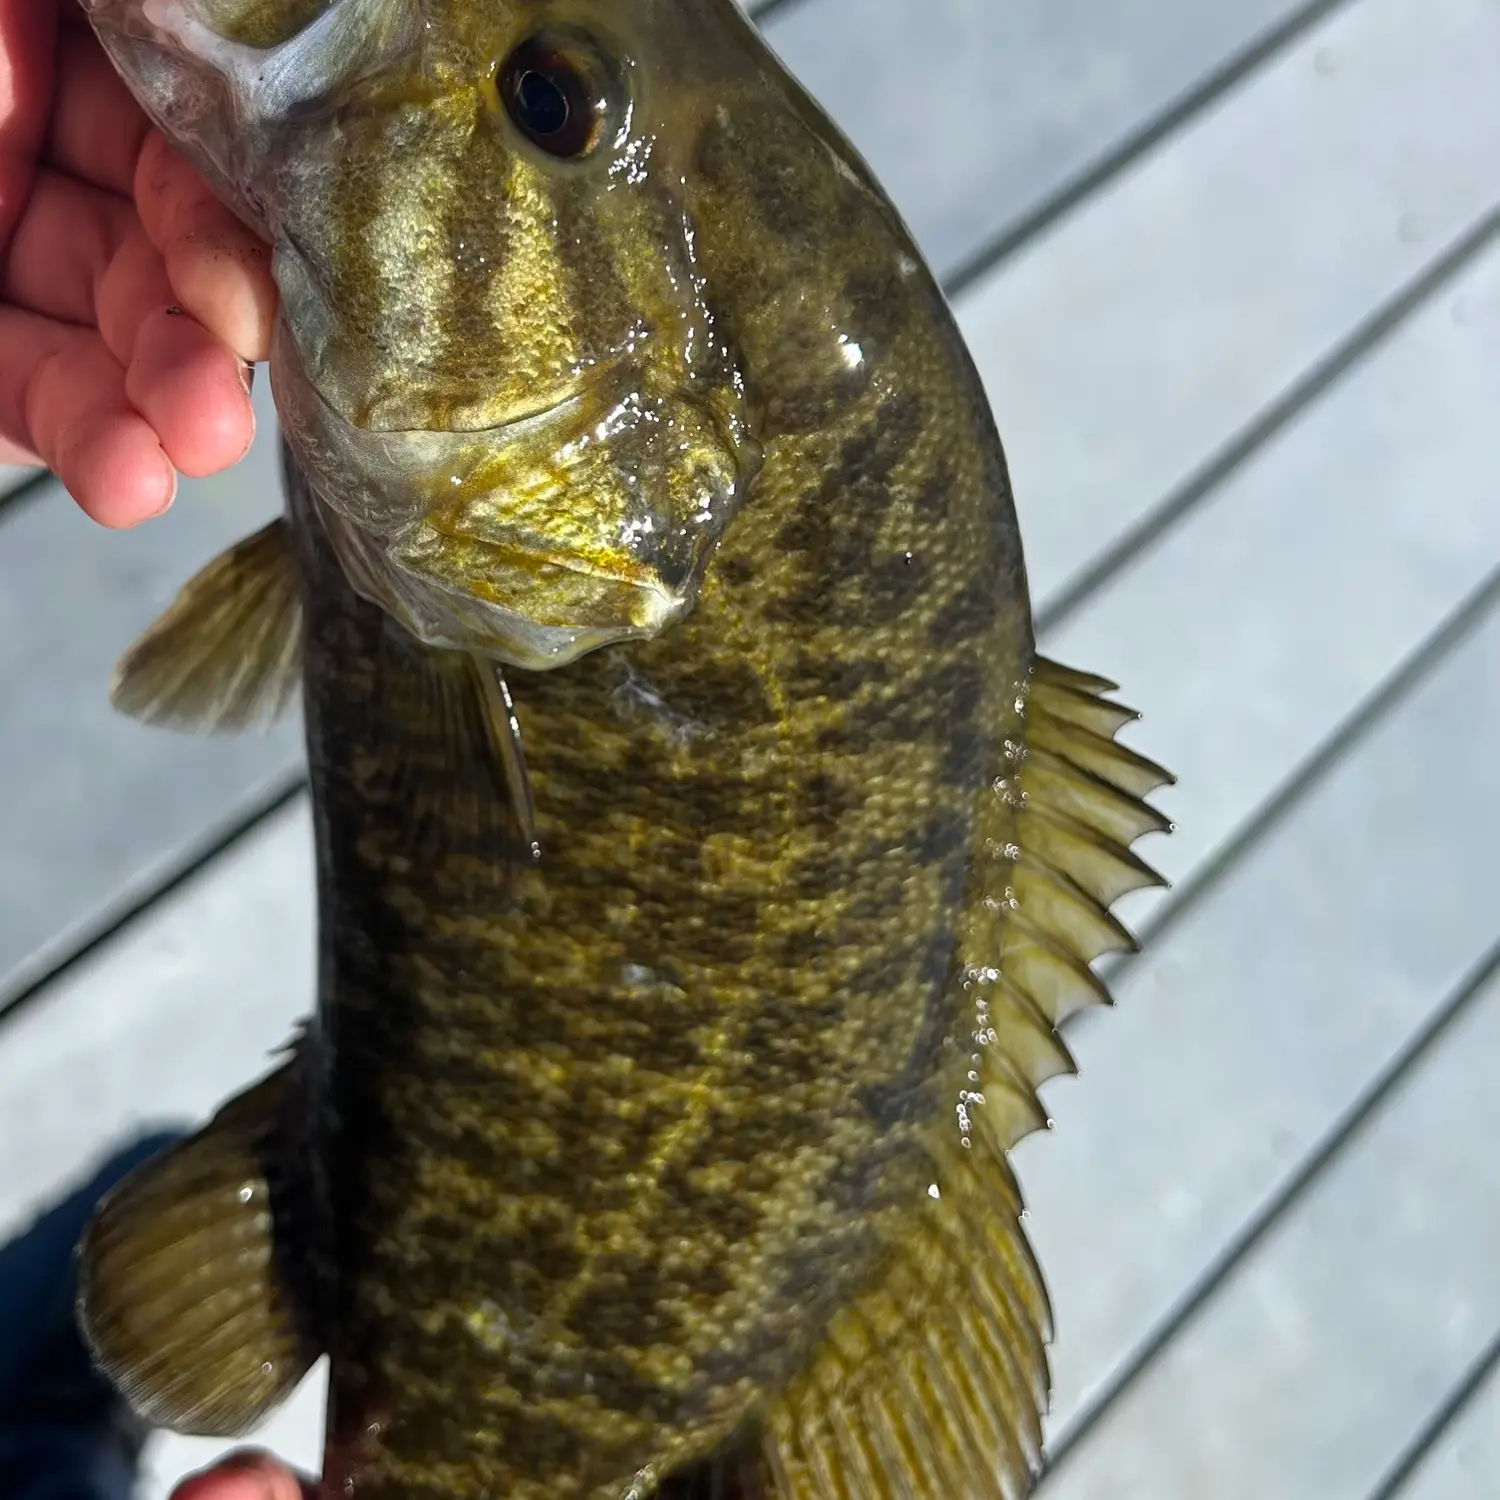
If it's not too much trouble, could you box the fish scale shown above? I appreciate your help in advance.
[74,1,1172,1496]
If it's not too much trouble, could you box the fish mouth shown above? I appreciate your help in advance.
[312,491,692,669]
[269,317,749,669]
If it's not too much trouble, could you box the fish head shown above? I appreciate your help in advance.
[88,0,867,669]
[86,0,942,668]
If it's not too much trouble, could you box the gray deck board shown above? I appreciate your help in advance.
[1038,958,1500,1500]
[1395,1357,1500,1500]
[963,0,1500,611]
[0,378,297,1012]
[759,0,1316,281]
[1040,221,1500,929]
[0,798,323,1493]
[0,466,39,498]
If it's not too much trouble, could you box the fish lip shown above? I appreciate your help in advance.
[418,529,669,593]
[310,482,682,670]
[414,572,684,670]
[287,352,698,594]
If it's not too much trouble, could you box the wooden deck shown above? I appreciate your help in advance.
[3,0,1498,1494]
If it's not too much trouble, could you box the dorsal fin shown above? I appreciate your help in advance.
[110,518,304,733]
[760,655,1173,1499]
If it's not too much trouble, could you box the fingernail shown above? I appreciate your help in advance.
[152,458,179,517]
[240,360,256,395]
[236,379,259,464]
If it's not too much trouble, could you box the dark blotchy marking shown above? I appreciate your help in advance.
[864,388,925,459]
[772,390,923,559]
[941,722,990,790]
[912,455,956,520]
[822,1126,923,1217]
[799,769,864,837]
[857,932,963,1130]
[767,390,927,628]
[559,1254,671,1347]
[769,922,830,968]
[390,1382,593,1477]
[612,742,750,831]
[860,550,928,624]
[785,840,858,901]
[912,811,968,864]
[669,656,776,730]
[657,1166,764,1249]
[782,649,890,700]
[817,652,989,772]
[928,572,1000,645]
[713,121,823,248]
[927,659,985,728]
[749,334,871,439]
[840,265,909,356]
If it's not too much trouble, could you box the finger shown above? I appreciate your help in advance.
[96,222,259,480]
[0,0,59,243]
[96,220,175,363]
[0,432,40,466]
[43,20,150,195]
[1,165,134,325]
[172,1449,315,1500]
[126,303,256,477]
[0,304,174,524]
[136,130,276,363]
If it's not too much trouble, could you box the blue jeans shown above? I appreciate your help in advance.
[0,1131,186,1500]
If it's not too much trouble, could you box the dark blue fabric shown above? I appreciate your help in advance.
[0,1131,187,1500]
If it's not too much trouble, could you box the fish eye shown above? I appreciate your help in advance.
[498,35,611,159]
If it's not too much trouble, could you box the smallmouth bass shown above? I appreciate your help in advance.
[75,2,1174,1497]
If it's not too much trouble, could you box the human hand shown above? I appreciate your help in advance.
[0,0,279,526]
[172,1449,315,1500]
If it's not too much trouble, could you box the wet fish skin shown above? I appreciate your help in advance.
[76,3,1173,1498]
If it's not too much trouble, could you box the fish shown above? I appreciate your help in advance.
[74,2,1174,1497]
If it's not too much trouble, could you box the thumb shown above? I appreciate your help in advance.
[0,0,58,245]
[171,1448,317,1500]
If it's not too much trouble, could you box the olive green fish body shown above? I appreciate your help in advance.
[75,3,1172,1496]
[291,214,1031,1495]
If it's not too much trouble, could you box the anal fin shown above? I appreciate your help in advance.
[762,1138,1051,1500]
[76,1062,319,1437]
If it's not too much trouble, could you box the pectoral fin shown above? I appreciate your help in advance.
[467,655,540,859]
[76,1061,319,1437]
[110,518,304,734]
